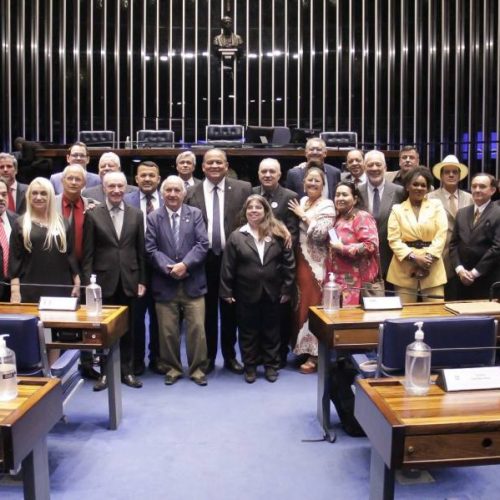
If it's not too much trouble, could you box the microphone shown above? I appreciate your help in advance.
[342,284,445,300]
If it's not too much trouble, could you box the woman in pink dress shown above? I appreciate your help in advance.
[326,181,380,306]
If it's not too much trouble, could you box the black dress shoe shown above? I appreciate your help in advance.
[191,374,208,386]
[164,373,182,385]
[121,374,143,388]
[79,364,101,380]
[264,367,278,383]
[244,368,257,384]
[205,359,215,374]
[224,358,244,374]
[93,375,108,392]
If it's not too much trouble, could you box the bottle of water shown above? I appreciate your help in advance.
[86,274,102,317]
[323,272,341,313]
[125,136,132,149]
[0,334,18,401]
[404,321,431,396]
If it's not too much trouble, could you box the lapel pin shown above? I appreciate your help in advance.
[271,201,278,209]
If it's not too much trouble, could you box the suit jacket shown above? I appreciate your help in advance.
[386,198,448,289]
[0,210,18,297]
[15,182,28,214]
[83,184,138,203]
[449,202,500,281]
[123,189,160,210]
[428,188,473,277]
[359,182,406,277]
[82,203,146,298]
[252,184,299,245]
[145,204,209,301]
[51,171,101,195]
[220,228,295,304]
[185,177,253,245]
[285,162,341,200]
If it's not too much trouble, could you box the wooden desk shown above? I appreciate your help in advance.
[1,377,62,500]
[308,302,500,441]
[0,304,129,430]
[354,378,500,500]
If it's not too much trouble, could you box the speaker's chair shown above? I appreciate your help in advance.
[136,129,175,148]
[206,125,245,146]
[320,131,358,149]
[78,130,116,148]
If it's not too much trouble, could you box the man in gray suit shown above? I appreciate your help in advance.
[428,155,473,299]
[175,151,201,188]
[146,175,209,386]
[0,178,18,301]
[0,152,28,213]
[358,150,405,278]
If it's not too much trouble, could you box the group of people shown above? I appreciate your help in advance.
[0,137,499,387]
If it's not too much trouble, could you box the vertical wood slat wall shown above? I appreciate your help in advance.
[0,0,498,176]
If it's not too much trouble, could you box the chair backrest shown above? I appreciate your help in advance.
[290,128,321,145]
[206,124,244,145]
[377,316,497,376]
[136,129,175,148]
[78,130,116,148]
[320,131,358,149]
[272,126,291,146]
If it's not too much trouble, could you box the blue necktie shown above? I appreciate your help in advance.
[212,186,222,255]
[172,213,179,250]
[372,187,380,218]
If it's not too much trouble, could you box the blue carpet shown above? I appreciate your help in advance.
[1,360,499,499]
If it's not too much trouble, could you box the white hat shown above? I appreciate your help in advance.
[432,155,468,181]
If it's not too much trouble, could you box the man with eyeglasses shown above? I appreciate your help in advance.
[50,142,101,195]
[285,137,341,200]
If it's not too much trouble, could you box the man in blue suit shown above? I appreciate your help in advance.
[285,137,341,200]
[124,161,162,375]
[146,175,210,386]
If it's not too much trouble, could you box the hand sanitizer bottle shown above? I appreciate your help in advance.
[86,274,102,317]
[404,321,431,396]
[323,272,341,313]
[0,334,18,401]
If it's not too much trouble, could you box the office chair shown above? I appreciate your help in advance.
[78,130,116,148]
[319,131,358,149]
[136,129,175,148]
[271,126,291,146]
[206,124,245,146]
[489,281,500,301]
[1,314,83,413]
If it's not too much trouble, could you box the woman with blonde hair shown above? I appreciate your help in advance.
[9,177,80,303]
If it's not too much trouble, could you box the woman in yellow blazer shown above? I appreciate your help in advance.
[387,166,448,303]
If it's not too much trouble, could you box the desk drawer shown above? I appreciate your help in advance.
[403,432,500,465]
[334,328,377,348]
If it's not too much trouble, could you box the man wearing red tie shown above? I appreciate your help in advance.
[0,178,18,301]
[0,152,28,214]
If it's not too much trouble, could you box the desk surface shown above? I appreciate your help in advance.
[0,377,62,471]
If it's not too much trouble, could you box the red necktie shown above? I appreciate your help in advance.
[0,219,9,276]
[7,189,15,212]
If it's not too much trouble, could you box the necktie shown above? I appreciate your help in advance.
[0,219,9,276]
[184,181,190,190]
[372,187,380,218]
[212,186,222,255]
[146,194,154,215]
[473,208,480,226]
[111,206,122,238]
[449,194,457,217]
[7,189,15,212]
[171,213,179,249]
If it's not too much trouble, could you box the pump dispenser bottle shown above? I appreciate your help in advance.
[0,334,18,401]
[323,272,341,313]
[404,321,431,396]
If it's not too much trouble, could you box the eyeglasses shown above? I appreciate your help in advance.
[70,153,88,159]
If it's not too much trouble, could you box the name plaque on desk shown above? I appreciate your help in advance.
[362,296,402,310]
[38,296,79,311]
[436,366,500,392]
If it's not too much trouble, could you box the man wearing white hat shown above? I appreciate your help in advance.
[428,155,473,299]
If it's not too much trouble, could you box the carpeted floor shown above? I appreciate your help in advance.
[1,356,499,499]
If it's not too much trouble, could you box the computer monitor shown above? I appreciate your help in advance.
[245,126,275,146]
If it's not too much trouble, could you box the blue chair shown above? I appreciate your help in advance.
[0,314,83,413]
[78,130,116,148]
[206,124,245,146]
[320,131,358,149]
[136,129,175,148]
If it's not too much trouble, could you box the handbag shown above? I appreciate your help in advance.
[361,252,385,298]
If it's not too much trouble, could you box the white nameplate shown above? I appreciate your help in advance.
[38,296,80,311]
[362,296,402,310]
[436,366,500,392]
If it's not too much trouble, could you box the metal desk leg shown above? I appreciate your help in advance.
[22,436,50,500]
[106,342,122,430]
[317,339,336,442]
[369,447,395,500]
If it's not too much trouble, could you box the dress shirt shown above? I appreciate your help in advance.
[184,177,196,187]
[203,178,227,251]
[240,224,265,264]
[140,191,160,229]
[106,200,124,238]
[0,212,12,241]
[366,181,386,213]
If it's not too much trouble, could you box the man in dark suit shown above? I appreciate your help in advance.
[0,152,28,214]
[175,151,202,189]
[253,158,298,366]
[341,149,367,185]
[450,173,500,300]
[358,150,405,278]
[285,137,341,199]
[82,171,147,390]
[124,161,162,376]
[185,148,252,374]
[0,178,18,301]
[146,175,209,386]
